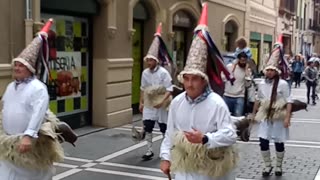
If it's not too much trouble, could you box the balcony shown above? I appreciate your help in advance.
[309,19,320,32]
[279,0,296,16]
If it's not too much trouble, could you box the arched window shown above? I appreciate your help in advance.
[133,2,148,20]
[224,20,239,52]
[172,10,195,77]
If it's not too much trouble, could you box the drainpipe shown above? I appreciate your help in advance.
[25,0,34,46]
[8,0,13,59]
[26,0,32,19]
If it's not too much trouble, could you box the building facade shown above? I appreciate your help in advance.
[248,0,277,71]
[312,0,320,54]
[294,0,315,57]
[276,0,297,55]
[0,0,285,129]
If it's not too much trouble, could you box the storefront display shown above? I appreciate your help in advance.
[42,14,89,117]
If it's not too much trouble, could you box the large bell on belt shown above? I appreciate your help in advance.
[56,122,78,146]
[131,126,145,143]
[291,99,308,112]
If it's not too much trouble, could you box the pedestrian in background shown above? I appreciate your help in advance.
[303,59,318,105]
[223,52,251,116]
[292,54,304,88]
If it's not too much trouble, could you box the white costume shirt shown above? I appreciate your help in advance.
[140,66,173,123]
[257,79,292,142]
[160,91,237,180]
[0,78,53,180]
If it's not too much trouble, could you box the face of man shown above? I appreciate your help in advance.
[309,62,314,67]
[146,58,158,70]
[13,61,32,81]
[238,57,247,68]
[183,74,207,99]
[265,69,277,79]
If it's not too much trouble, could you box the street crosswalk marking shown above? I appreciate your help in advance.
[53,163,78,169]
[54,161,254,180]
[96,135,163,162]
[86,168,168,180]
[53,169,82,180]
[100,162,162,173]
[64,156,92,163]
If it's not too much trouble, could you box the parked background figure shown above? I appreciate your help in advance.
[292,54,304,88]
[303,59,318,105]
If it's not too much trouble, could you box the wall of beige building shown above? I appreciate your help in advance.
[92,0,134,128]
[206,0,246,51]
[0,0,281,129]
[0,0,25,97]
[249,0,277,71]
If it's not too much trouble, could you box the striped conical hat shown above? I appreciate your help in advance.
[12,19,53,74]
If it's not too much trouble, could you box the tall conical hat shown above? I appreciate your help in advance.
[177,3,233,96]
[178,3,209,82]
[264,34,289,78]
[12,19,53,74]
[144,22,173,67]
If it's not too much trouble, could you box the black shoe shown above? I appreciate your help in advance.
[313,101,317,105]
[275,166,282,176]
[262,167,273,177]
[275,170,282,176]
[142,151,154,160]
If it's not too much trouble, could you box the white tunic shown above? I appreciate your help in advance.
[256,79,292,142]
[0,79,54,180]
[160,92,237,180]
[140,66,173,123]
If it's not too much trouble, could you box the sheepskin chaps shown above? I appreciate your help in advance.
[0,101,64,170]
[255,99,287,122]
[170,132,238,177]
[143,85,171,110]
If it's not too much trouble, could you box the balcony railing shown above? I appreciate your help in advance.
[279,0,296,15]
[309,19,320,32]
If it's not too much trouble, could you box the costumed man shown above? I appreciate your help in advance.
[252,34,292,177]
[135,23,173,160]
[160,3,237,180]
[0,19,77,180]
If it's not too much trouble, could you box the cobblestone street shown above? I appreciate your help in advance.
[53,85,320,180]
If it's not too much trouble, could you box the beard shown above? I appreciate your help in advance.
[238,63,246,68]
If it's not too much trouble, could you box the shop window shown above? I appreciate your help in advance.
[41,14,89,117]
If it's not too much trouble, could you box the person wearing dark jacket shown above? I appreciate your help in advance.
[292,55,304,88]
[303,59,318,105]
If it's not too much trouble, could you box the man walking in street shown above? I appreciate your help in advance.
[292,54,304,88]
[252,34,292,177]
[223,51,250,116]
[0,19,65,180]
[160,3,237,179]
[303,58,318,105]
[138,23,173,160]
